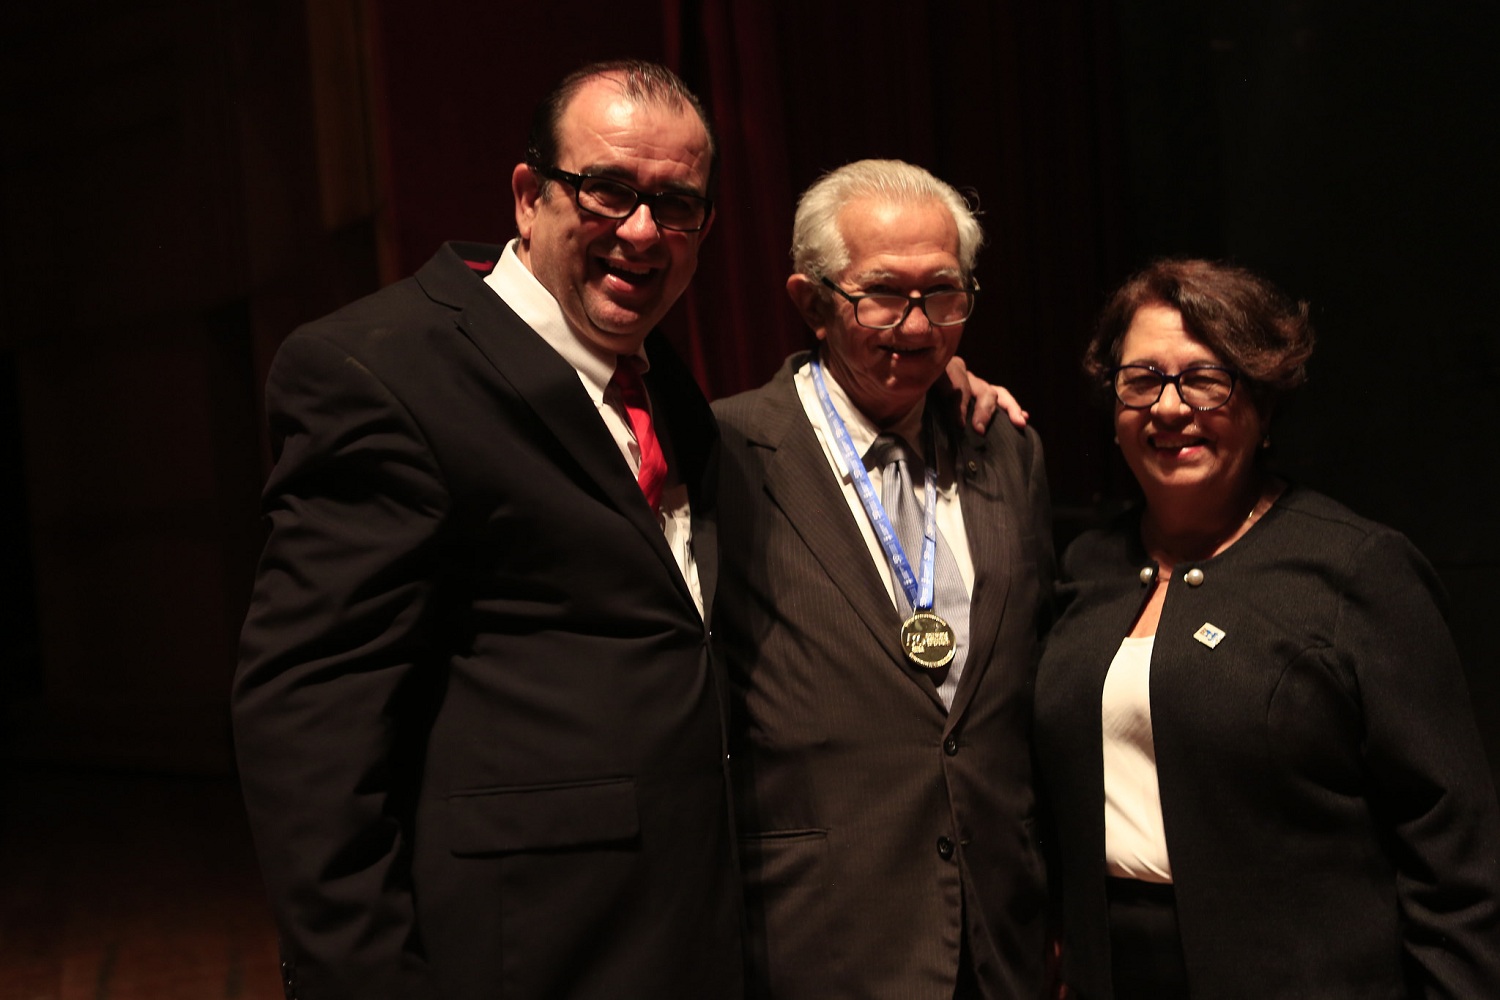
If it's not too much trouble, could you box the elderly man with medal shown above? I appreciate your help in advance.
[713,159,1055,1000]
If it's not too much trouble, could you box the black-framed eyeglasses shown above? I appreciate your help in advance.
[1108,364,1240,411]
[819,276,979,330]
[531,164,713,233]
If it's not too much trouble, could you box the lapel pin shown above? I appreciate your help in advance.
[1193,623,1226,649]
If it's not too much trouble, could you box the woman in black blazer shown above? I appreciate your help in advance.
[1034,259,1500,999]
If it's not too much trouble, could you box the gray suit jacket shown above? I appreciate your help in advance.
[713,353,1055,1000]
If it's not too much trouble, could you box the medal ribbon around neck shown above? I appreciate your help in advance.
[809,358,939,616]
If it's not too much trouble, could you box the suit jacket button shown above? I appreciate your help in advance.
[936,836,955,860]
[1184,568,1205,586]
[943,737,959,756]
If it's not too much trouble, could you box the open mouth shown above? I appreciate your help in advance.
[1150,435,1208,457]
[596,256,658,290]
[878,345,934,360]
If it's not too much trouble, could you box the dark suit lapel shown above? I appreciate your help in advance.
[414,244,694,597]
[946,424,1016,723]
[754,360,945,707]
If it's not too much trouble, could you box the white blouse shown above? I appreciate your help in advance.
[1101,635,1173,883]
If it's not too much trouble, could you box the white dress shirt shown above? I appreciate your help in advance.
[484,241,702,617]
[793,357,973,705]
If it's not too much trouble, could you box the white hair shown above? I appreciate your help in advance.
[789,159,984,279]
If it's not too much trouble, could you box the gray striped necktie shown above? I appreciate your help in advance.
[865,433,969,707]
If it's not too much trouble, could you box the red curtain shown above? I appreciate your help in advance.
[661,0,805,398]
[367,0,1127,504]
[663,1,1129,506]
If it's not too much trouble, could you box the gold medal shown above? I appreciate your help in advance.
[900,611,956,669]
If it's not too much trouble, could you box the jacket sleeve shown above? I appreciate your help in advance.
[1346,529,1500,998]
[233,329,446,1000]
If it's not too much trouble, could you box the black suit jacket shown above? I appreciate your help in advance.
[712,354,1055,1000]
[233,242,743,1000]
[1035,485,1500,999]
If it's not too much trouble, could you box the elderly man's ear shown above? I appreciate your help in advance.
[786,273,831,339]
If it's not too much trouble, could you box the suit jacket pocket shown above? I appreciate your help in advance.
[740,828,828,885]
[740,829,842,996]
[446,777,638,855]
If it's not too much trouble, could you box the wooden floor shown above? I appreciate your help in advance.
[0,766,283,1000]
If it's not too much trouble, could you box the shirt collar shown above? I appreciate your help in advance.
[797,353,927,476]
[484,240,649,401]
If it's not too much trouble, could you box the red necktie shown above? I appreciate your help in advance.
[611,358,668,512]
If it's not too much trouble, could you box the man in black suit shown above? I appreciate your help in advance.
[713,159,1054,1000]
[232,60,741,999]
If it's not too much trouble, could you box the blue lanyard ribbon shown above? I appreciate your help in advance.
[810,358,937,613]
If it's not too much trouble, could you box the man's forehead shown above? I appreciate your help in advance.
[846,263,964,287]
[554,82,709,182]
[559,77,703,143]
[837,197,961,266]
[851,261,964,276]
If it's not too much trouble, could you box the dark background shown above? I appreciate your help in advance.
[1,0,1496,781]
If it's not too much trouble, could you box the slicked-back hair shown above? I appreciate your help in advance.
[1086,258,1315,411]
[790,159,984,281]
[525,59,719,196]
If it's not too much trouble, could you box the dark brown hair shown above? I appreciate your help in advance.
[1085,258,1315,410]
[525,59,719,196]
